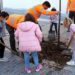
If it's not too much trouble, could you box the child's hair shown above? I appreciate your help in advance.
[24,13,36,23]
[0,11,9,18]
[63,17,72,27]
[51,8,57,11]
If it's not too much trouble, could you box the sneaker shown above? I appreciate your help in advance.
[25,68,31,73]
[0,57,8,62]
[66,60,75,66]
[35,64,42,72]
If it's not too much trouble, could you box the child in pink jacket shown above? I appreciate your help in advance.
[15,13,43,73]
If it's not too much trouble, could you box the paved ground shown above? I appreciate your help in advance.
[0,21,75,75]
[0,50,50,75]
[0,49,75,75]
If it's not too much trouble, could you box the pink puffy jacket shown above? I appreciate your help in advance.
[15,21,42,52]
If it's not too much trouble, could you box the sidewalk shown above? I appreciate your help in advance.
[0,49,51,75]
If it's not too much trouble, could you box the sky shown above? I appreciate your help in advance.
[3,0,67,13]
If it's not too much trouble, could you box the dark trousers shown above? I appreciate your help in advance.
[39,25,42,31]
[49,22,57,34]
[69,11,75,23]
[6,24,17,52]
[36,22,42,31]
[0,38,5,58]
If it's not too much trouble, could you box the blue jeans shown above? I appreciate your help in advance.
[24,52,39,68]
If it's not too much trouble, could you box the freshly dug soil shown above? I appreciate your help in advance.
[39,40,72,66]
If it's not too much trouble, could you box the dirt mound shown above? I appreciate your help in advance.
[39,40,72,66]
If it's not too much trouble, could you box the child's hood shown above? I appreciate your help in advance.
[18,21,36,32]
[70,24,75,32]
